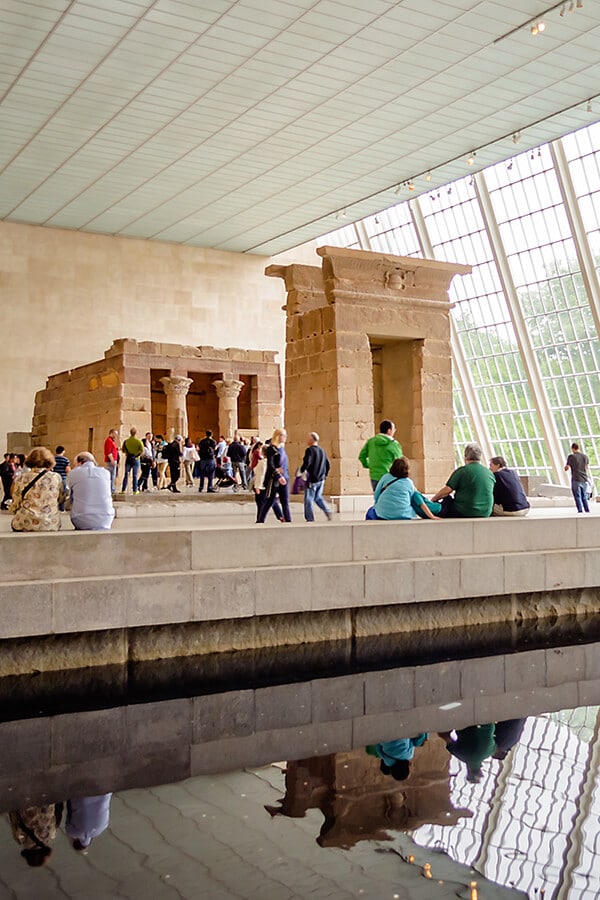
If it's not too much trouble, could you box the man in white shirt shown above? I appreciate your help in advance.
[68,452,115,531]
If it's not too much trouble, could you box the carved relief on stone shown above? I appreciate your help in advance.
[160,375,193,440]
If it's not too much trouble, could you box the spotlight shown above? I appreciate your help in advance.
[538,19,546,32]
[341,209,348,219]
[425,171,432,181]
[467,151,476,165]
[429,194,436,202]
[587,99,593,113]
[408,181,415,191]
[512,131,521,144]
[530,150,535,160]
[530,22,538,34]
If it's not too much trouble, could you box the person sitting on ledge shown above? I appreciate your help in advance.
[430,442,495,518]
[365,457,440,520]
[489,456,530,517]
[67,452,115,531]
[11,447,65,532]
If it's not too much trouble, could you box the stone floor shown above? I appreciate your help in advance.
[0,492,597,533]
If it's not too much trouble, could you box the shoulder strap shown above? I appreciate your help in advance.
[378,476,401,495]
[20,470,47,501]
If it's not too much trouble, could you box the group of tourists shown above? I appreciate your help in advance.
[359,420,593,520]
[359,419,530,521]
[0,417,593,532]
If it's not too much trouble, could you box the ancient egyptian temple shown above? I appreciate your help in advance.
[31,339,282,456]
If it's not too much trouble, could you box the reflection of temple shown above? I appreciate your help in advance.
[31,338,282,456]
[266,738,471,851]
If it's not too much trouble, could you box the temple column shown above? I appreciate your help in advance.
[160,375,193,441]
[213,376,244,439]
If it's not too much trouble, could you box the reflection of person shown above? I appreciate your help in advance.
[366,734,428,781]
[66,794,112,851]
[431,443,495,518]
[493,718,527,760]
[67,452,115,531]
[441,724,496,783]
[300,432,333,522]
[11,447,66,532]
[489,457,530,516]
[8,803,63,867]
[366,458,440,520]
[359,420,402,491]
[564,442,591,514]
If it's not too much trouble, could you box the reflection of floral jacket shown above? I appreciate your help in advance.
[11,468,65,531]
[9,804,62,849]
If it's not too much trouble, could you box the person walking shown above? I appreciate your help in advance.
[565,441,591,513]
[358,420,402,491]
[0,452,16,510]
[300,432,332,522]
[139,432,155,492]
[256,429,292,523]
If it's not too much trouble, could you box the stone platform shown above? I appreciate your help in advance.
[0,513,599,674]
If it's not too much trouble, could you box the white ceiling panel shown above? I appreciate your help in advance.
[1,0,599,253]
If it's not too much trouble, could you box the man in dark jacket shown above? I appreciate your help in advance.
[163,435,183,493]
[300,432,332,522]
[198,430,217,493]
[489,456,530,516]
[228,437,248,488]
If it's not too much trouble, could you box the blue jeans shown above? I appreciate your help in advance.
[304,480,331,522]
[232,461,247,487]
[572,480,590,513]
[105,461,117,493]
[121,457,140,492]
[198,459,216,491]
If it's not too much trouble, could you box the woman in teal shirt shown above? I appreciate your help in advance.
[366,458,440,520]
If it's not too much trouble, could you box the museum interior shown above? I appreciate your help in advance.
[1,1,600,898]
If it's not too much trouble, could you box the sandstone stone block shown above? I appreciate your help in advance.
[193,569,255,621]
[193,690,255,743]
[0,582,52,638]
[51,707,127,765]
[254,682,312,732]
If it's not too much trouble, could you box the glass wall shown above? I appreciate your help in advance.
[319,120,600,488]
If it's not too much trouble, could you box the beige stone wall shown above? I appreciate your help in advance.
[0,221,313,444]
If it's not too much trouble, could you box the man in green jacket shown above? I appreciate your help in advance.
[121,426,144,494]
[358,420,402,491]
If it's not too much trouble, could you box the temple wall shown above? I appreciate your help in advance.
[0,221,309,442]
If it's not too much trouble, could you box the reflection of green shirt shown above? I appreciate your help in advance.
[447,462,494,517]
[447,724,496,770]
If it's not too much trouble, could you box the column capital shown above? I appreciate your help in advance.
[160,375,193,396]
[212,378,244,400]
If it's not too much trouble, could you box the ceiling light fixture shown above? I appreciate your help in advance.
[587,99,593,112]
[425,171,432,181]
[408,181,415,191]
[340,209,348,219]
[394,184,402,195]
[531,22,539,34]
[512,131,522,144]
[507,160,514,171]
[538,19,546,31]
[467,151,476,165]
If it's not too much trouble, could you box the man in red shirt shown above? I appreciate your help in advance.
[103,428,119,494]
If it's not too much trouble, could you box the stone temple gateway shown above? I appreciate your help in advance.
[269,246,471,496]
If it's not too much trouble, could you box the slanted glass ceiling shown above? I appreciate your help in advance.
[320,121,600,488]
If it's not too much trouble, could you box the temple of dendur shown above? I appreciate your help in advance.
[31,339,282,456]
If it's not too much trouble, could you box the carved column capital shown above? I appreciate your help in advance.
[212,378,244,400]
[160,375,193,396]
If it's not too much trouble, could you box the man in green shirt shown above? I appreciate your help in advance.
[358,419,402,491]
[431,443,495,518]
[121,426,144,494]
